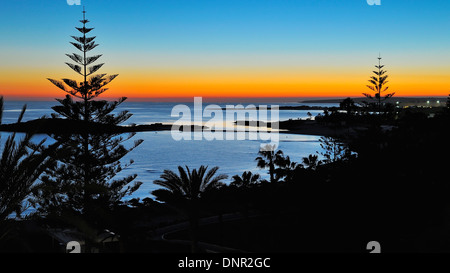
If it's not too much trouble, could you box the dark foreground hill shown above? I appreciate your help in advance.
[0,118,172,134]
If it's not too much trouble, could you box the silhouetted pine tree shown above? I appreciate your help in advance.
[31,9,143,248]
[362,55,395,113]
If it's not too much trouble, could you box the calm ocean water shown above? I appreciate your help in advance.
[1,100,338,201]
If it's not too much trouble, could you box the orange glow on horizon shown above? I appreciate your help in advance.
[1,67,450,101]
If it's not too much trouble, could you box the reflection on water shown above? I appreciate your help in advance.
[1,101,334,200]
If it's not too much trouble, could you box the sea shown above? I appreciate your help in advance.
[1,100,338,202]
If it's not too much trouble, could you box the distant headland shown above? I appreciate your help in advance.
[300,96,447,107]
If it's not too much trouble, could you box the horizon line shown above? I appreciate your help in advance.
[1,95,449,103]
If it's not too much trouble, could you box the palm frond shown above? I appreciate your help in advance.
[17,105,26,123]
[203,166,218,185]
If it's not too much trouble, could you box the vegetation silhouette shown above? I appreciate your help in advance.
[152,165,228,253]
[2,94,450,252]
[302,154,321,171]
[29,9,143,252]
[319,136,352,164]
[230,171,260,188]
[0,97,57,246]
[255,144,285,184]
[162,97,450,253]
[1,9,450,252]
[339,97,357,115]
[362,55,395,113]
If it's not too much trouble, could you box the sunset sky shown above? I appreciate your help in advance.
[1,0,450,101]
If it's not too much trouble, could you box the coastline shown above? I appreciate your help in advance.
[0,118,350,138]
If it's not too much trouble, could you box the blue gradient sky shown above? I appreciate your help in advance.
[1,0,450,99]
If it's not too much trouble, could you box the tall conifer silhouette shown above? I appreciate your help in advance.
[48,7,117,107]
[362,55,395,112]
[31,8,143,250]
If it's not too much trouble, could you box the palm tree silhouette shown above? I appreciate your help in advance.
[255,144,284,183]
[152,165,227,252]
[231,171,260,188]
[273,154,302,182]
[0,97,54,241]
[302,154,321,171]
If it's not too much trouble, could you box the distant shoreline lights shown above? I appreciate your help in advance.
[171,97,280,151]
